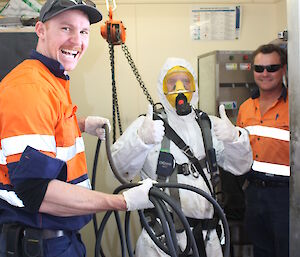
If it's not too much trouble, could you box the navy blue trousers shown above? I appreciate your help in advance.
[0,230,86,257]
[245,183,289,257]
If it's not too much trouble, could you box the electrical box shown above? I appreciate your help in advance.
[0,32,37,81]
[197,50,257,123]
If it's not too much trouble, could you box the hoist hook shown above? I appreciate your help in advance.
[105,0,117,12]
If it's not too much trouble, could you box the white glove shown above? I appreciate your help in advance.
[85,116,111,140]
[212,105,239,143]
[138,104,165,145]
[122,178,155,211]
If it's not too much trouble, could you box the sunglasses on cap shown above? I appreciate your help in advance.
[45,0,96,10]
[253,64,282,73]
[55,0,95,7]
[63,0,95,7]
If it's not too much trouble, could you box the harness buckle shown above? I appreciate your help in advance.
[181,163,190,176]
[182,145,195,159]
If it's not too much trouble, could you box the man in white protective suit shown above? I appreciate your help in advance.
[111,57,253,257]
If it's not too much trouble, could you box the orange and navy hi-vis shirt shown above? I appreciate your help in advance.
[0,50,92,230]
[236,86,289,182]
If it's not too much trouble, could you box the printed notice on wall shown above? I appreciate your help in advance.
[191,6,241,40]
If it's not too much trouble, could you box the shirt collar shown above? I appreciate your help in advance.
[251,84,287,102]
[30,50,69,80]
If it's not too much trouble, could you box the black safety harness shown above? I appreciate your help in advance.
[144,107,221,257]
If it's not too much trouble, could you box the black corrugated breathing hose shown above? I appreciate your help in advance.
[92,124,230,257]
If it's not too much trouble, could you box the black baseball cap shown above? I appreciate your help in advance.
[40,0,102,24]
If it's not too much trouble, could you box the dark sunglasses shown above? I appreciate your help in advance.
[253,64,282,73]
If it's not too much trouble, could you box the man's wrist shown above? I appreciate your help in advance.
[77,117,86,132]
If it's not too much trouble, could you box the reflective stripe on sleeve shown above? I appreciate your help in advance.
[252,160,290,177]
[1,135,56,156]
[76,178,91,189]
[0,189,24,207]
[56,137,85,162]
[0,149,6,165]
[1,135,85,162]
[245,125,290,142]
[0,178,89,208]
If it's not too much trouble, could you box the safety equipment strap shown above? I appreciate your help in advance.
[192,223,207,257]
[148,108,221,256]
[153,110,215,197]
[194,109,220,191]
[156,136,184,232]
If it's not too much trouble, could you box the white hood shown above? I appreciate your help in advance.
[157,57,199,116]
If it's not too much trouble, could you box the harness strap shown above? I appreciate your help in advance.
[154,112,214,196]
[188,217,219,257]
[195,110,220,189]
[152,108,220,256]
[144,209,218,257]
[168,167,184,233]
[192,223,208,257]
[157,135,184,232]
[187,217,219,230]
[144,209,219,233]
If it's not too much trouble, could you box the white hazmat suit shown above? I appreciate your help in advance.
[111,58,252,257]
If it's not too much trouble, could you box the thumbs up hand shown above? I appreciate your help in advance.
[138,104,165,145]
[212,105,239,143]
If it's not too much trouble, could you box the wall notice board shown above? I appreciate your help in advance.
[0,32,38,81]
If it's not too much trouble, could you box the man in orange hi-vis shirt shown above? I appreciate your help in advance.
[237,44,289,257]
[0,1,154,256]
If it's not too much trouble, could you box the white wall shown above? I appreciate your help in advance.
[0,0,286,256]
[69,1,287,256]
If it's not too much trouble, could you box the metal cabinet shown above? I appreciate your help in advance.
[197,50,256,123]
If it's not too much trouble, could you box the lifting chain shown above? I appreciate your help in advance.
[104,8,154,142]
[100,5,154,143]
[121,43,155,106]
[109,43,123,143]
[109,42,155,142]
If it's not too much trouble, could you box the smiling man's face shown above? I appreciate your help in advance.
[253,52,286,93]
[36,9,90,71]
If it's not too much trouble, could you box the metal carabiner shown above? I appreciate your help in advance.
[181,163,190,176]
[190,163,199,178]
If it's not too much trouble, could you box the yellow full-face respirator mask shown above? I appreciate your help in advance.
[163,66,195,115]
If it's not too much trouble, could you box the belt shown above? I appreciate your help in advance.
[1,224,67,240]
[249,178,289,188]
[37,229,66,240]
[186,217,218,230]
[144,209,218,237]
